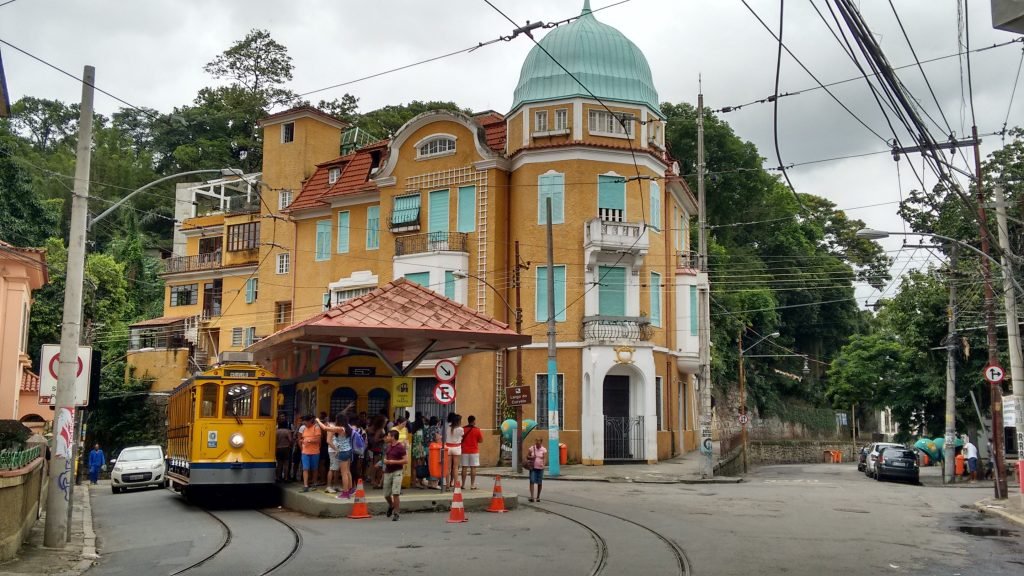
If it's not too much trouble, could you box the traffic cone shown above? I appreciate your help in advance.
[347,479,371,519]
[447,480,468,523]
[485,475,508,513]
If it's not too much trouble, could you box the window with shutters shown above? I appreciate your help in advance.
[281,122,294,143]
[598,266,626,316]
[656,377,664,430]
[598,175,626,222]
[274,301,292,331]
[535,265,566,322]
[337,211,350,253]
[457,186,476,233]
[535,110,548,132]
[322,292,331,311]
[689,285,698,336]
[416,135,456,159]
[555,108,568,131]
[405,272,429,287]
[276,253,290,275]
[537,171,564,225]
[243,327,257,347]
[444,271,456,300]
[391,194,421,229]
[315,220,331,260]
[328,167,341,184]
[227,222,259,251]
[231,327,243,347]
[170,284,198,307]
[366,205,380,249]
[278,190,292,210]
[650,272,662,327]
[588,109,633,137]
[535,374,565,430]
[333,286,374,305]
[650,181,661,231]
[428,189,449,234]
[244,278,258,304]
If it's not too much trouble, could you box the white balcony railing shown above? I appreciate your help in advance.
[584,218,649,254]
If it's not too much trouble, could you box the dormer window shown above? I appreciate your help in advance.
[281,122,295,143]
[535,111,549,132]
[328,167,341,184]
[589,110,634,138]
[416,135,456,159]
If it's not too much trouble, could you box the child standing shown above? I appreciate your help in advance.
[525,437,547,502]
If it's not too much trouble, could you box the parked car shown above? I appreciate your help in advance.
[865,442,904,478]
[857,445,870,472]
[110,445,167,494]
[875,446,920,484]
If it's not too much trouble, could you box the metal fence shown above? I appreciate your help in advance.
[581,316,653,341]
[0,446,41,471]
[604,416,645,460]
[394,231,469,256]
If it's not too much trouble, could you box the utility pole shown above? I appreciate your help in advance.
[738,331,747,474]
[993,184,1024,461]
[696,92,714,478]
[512,241,525,474]
[972,125,1008,499]
[44,66,94,547]
[944,246,959,484]
[545,198,560,476]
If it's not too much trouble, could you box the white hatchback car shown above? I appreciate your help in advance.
[110,445,167,493]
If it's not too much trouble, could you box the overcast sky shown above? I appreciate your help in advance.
[2,0,1022,305]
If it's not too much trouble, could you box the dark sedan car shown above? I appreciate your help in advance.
[857,446,869,472]
[875,447,920,483]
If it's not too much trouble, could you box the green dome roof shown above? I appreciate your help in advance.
[511,1,661,116]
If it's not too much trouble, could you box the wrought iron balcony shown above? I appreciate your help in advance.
[581,316,653,342]
[161,251,222,274]
[394,232,469,256]
[678,250,699,270]
[584,218,649,254]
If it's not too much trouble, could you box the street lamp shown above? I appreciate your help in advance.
[88,168,246,229]
[453,267,526,474]
[738,330,779,473]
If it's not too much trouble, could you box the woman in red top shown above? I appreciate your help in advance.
[460,415,484,490]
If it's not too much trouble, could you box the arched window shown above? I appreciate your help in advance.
[330,387,357,418]
[416,135,456,159]
[367,388,391,419]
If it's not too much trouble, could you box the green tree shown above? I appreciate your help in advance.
[9,97,79,151]
[356,100,469,139]
[0,125,60,245]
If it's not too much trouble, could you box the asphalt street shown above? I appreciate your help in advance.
[87,464,1023,576]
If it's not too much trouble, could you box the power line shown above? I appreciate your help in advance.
[767,0,806,212]
[1002,46,1024,142]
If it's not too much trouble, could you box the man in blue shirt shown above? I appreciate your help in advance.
[88,443,106,485]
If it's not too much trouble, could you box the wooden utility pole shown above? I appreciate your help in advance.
[512,241,525,474]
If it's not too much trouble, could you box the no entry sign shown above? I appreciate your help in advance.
[38,344,92,406]
[433,382,456,405]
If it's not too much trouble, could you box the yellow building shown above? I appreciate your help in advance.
[131,2,706,465]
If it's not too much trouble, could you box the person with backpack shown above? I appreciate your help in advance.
[350,419,367,483]
[318,414,355,499]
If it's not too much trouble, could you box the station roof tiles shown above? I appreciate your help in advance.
[21,369,39,392]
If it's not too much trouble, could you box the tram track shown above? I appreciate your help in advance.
[167,504,301,576]
[527,498,691,576]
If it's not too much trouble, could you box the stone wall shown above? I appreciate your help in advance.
[0,457,45,562]
[750,440,856,466]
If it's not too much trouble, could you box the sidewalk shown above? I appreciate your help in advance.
[0,483,96,576]
[975,494,1024,528]
[477,446,742,484]
[281,481,518,518]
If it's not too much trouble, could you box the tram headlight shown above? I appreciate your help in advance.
[230,433,245,448]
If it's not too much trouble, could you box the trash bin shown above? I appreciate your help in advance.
[955,453,965,477]
[1018,461,1024,493]
[559,443,567,466]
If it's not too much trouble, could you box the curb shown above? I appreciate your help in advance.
[974,498,1024,528]
[476,471,742,484]
[81,486,98,561]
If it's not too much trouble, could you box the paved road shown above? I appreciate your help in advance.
[89,464,1022,575]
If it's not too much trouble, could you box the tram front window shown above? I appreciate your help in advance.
[224,384,253,419]
[200,384,218,418]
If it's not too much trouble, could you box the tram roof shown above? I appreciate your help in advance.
[247,278,531,376]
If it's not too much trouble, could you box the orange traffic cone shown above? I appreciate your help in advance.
[485,475,508,513]
[347,479,371,519]
[447,480,468,523]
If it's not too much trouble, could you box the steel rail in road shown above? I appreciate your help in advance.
[527,498,691,576]
[525,502,609,576]
[168,504,301,576]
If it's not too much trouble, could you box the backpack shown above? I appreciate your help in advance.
[351,428,367,455]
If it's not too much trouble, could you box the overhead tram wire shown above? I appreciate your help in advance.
[1002,46,1024,143]
[767,0,807,212]
[480,0,653,330]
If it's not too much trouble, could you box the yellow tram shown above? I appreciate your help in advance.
[166,352,279,491]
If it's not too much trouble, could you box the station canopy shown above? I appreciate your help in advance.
[247,278,531,376]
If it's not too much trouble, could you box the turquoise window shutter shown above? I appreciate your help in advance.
[405,272,429,286]
[650,181,661,230]
[444,271,456,299]
[428,189,449,234]
[315,220,331,260]
[457,186,476,233]
[650,272,661,326]
[679,212,687,251]
[245,278,256,304]
[598,175,625,211]
[337,211,350,253]
[538,173,564,224]
[598,266,626,316]
[535,265,566,322]
[392,194,420,226]
[366,206,380,249]
[690,285,698,336]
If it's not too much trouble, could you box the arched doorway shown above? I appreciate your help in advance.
[330,387,357,418]
[602,366,645,461]
[367,388,390,420]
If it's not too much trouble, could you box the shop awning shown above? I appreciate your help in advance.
[247,278,531,376]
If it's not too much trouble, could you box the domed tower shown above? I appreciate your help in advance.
[506,2,695,466]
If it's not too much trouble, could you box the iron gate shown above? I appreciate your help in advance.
[604,416,645,460]
[414,378,449,424]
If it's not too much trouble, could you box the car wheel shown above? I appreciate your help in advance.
[876,470,884,482]
[111,486,119,494]
[163,479,170,488]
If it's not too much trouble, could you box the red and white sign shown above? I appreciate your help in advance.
[434,359,457,383]
[433,382,456,405]
[39,344,92,406]
[739,414,749,426]
[984,363,1005,384]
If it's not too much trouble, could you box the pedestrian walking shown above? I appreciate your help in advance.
[275,416,292,482]
[964,437,979,482]
[460,415,484,490]
[299,414,322,492]
[445,413,464,488]
[525,436,547,502]
[382,429,408,521]
[88,443,106,485]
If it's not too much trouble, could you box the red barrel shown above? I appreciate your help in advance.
[559,443,567,466]
[429,442,442,479]
[1018,461,1024,493]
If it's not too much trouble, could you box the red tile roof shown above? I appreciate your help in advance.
[21,369,39,392]
[287,142,388,213]
[474,111,506,153]
[250,278,530,361]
